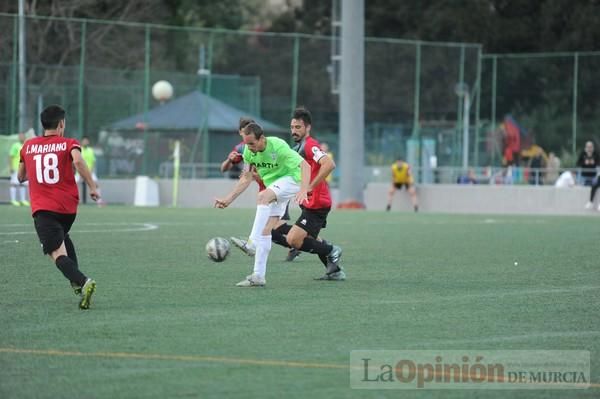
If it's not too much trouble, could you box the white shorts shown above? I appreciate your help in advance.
[75,173,98,184]
[10,172,28,186]
[265,176,300,217]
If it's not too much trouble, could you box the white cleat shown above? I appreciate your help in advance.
[230,237,256,257]
[236,273,266,287]
[584,202,594,210]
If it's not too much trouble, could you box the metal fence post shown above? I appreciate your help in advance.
[474,46,482,167]
[77,20,87,140]
[572,52,579,159]
[412,41,421,182]
[290,34,300,115]
[491,55,497,165]
[142,24,150,175]
[10,15,18,134]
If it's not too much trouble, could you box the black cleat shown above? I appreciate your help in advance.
[285,248,301,262]
[325,245,342,275]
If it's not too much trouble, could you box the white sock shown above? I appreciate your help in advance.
[249,205,271,241]
[253,234,272,278]
[10,187,17,202]
[19,187,27,202]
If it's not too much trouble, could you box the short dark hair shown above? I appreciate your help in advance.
[242,122,264,139]
[41,105,65,130]
[292,106,312,126]
[239,117,255,130]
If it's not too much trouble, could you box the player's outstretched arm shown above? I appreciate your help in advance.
[72,149,100,201]
[214,167,254,208]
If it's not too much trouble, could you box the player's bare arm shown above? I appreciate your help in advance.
[17,161,27,183]
[220,151,241,173]
[308,154,335,191]
[214,165,255,208]
[72,148,100,201]
[295,160,311,204]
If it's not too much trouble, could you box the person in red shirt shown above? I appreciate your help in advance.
[285,107,344,280]
[18,105,100,310]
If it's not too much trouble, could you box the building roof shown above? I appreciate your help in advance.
[108,90,284,132]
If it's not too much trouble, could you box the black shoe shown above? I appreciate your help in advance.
[325,245,342,275]
[386,204,391,211]
[414,205,419,213]
[285,248,301,262]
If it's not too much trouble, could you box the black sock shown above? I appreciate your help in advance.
[275,223,292,235]
[64,235,78,267]
[271,227,291,248]
[55,255,87,287]
[300,237,333,257]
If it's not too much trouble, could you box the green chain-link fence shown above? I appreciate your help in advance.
[11,14,600,179]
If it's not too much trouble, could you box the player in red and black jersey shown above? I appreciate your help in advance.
[285,107,344,280]
[18,105,99,309]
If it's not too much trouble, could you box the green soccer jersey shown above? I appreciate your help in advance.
[81,146,96,171]
[9,142,23,171]
[243,136,303,187]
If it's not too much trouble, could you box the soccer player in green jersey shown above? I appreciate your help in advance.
[8,131,29,206]
[215,123,310,287]
[76,136,103,205]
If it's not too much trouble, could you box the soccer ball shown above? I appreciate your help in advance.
[206,237,230,262]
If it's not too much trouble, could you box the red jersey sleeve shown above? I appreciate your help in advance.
[305,140,327,164]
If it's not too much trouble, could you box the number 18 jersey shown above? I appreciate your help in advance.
[20,135,81,215]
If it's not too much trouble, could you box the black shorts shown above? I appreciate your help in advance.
[294,206,330,238]
[281,202,290,221]
[394,182,412,190]
[33,211,76,255]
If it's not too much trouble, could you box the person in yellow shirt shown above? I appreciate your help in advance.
[386,157,418,212]
[8,132,29,206]
[320,142,334,184]
[76,136,103,205]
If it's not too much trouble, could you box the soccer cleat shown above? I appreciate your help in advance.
[325,245,343,275]
[235,273,266,287]
[10,200,21,206]
[20,200,30,206]
[585,202,593,210]
[70,282,82,296]
[79,278,96,309]
[314,269,346,281]
[230,237,256,257]
[285,248,301,262]
[386,204,391,212]
[597,204,600,212]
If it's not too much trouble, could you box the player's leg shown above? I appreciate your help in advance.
[274,203,301,261]
[408,184,419,212]
[287,208,343,277]
[34,212,88,292]
[34,212,95,308]
[9,172,20,206]
[386,184,397,211]
[237,187,280,286]
[272,203,292,249]
[18,181,29,206]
